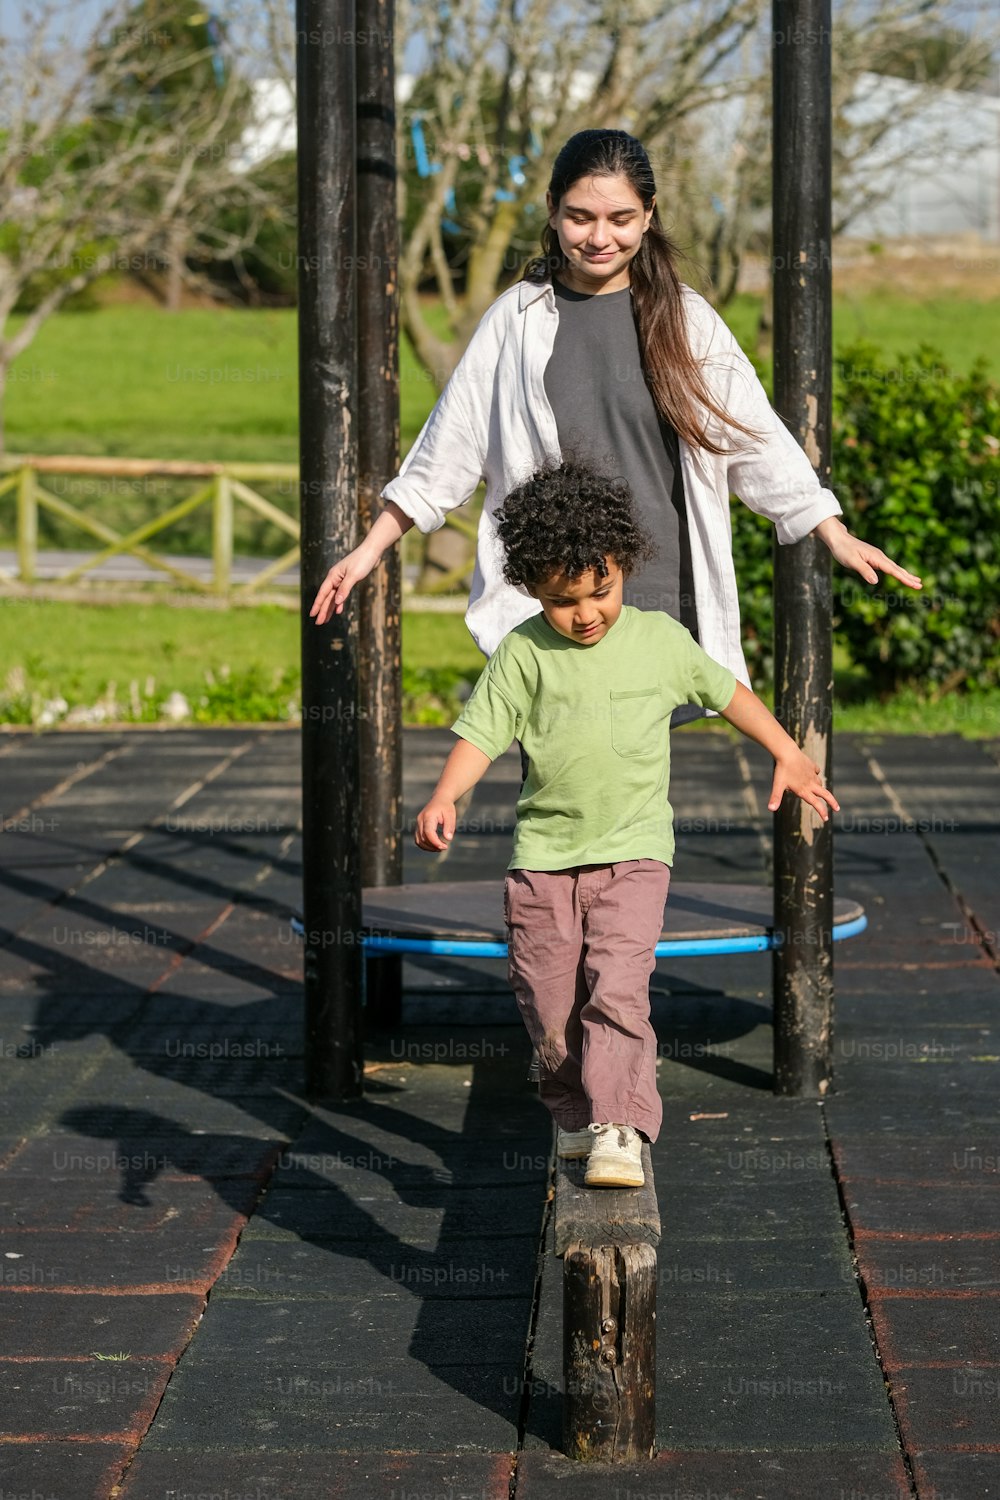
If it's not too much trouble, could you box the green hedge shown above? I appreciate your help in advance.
[732,341,1000,693]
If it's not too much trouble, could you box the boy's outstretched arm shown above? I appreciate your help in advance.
[414,738,494,851]
[719,683,840,821]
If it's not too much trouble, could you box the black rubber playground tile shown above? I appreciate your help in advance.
[651,987,770,1032]
[131,993,302,1027]
[0,1356,170,1439]
[833,1027,1000,1069]
[169,1293,530,1367]
[246,1181,546,1242]
[653,952,772,998]
[656,1092,822,1131]
[654,1357,897,1450]
[869,1292,1000,1368]
[831,1063,1000,1103]
[119,1449,513,1500]
[618,1175,846,1242]
[143,1356,523,1451]
[0,1228,238,1293]
[834,969,1000,1011]
[145,962,301,1006]
[891,1365,1000,1450]
[526,1271,894,1453]
[286,1101,546,1151]
[0,1172,258,1233]
[112,1018,305,1058]
[655,1234,854,1293]
[269,1136,549,1190]
[259,1114,465,1167]
[655,1135,832,1185]
[836,929,986,968]
[911,1450,1000,1498]
[4,1130,281,1180]
[855,1237,1000,1293]
[13,928,185,993]
[825,1095,1000,1138]
[214,1232,539,1301]
[517,1449,911,1498]
[844,1181,1000,1235]
[401,989,523,1022]
[652,1286,890,1371]
[362,1039,536,1078]
[3,725,998,1479]
[657,1095,824,1138]
[0,728,124,782]
[35,1082,309,1139]
[0,1439,132,1500]
[0,1290,203,1358]
[831,1134,1000,1181]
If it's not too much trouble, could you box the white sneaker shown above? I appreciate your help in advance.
[556,1126,593,1159]
[584,1122,644,1188]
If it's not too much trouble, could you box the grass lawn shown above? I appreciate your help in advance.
[1,303,449,560]
[4,302,450,462]
[6,291,998,465]
[1,287,997,731]
[724,291,1000,381]
[2,599,998,736]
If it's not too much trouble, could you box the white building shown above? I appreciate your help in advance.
[842,73,1000,242]
[235,70,1000,243]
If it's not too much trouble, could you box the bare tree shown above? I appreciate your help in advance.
[248,0,763,384]
[246,0,997,384]
[0,1,272,450]
[399,0,999,380]
[657,0,1000,324]
[393,0,766,384]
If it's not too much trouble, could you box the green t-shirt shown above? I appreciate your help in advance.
[453,605,737,870]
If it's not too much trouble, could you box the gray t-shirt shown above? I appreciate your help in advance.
[543,276,697,635]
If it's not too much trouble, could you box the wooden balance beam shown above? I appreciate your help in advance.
[555,1142,660,1461]
[355,878,866,1459]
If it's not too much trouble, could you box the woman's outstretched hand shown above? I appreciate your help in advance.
[813,516,922,590]
[309,501,414,625]
[309,542,379,625]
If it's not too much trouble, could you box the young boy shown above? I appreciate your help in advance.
[414,460,839,1188]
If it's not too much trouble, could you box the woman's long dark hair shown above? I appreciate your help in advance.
[523,129,758,455]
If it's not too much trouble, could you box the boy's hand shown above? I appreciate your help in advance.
[415,798,458,852]
[412,742,493,852]
[768,748,840,821]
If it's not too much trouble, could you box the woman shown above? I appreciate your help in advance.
[310,128,921,678]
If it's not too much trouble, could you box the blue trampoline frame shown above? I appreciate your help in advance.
[361,912,868,960]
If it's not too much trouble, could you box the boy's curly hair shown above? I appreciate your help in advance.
[495,458,657,589]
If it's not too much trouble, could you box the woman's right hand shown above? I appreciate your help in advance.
[309,542,380,625]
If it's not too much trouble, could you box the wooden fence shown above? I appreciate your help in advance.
[0,454,479,598]
[0,455,300,596]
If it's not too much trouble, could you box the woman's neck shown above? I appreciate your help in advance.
[555,266,632,297]
[554,271,632,297]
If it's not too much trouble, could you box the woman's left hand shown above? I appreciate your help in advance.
[812,516,922,590]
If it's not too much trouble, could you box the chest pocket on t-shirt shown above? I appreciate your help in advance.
[610,688,664,759]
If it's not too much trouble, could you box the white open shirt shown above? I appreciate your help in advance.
[382,277,843,686]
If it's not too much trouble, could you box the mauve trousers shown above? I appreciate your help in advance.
[503,859,670,1143]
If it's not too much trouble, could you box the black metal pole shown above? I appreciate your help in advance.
[356,0,403,1028]
[297,0,364,1100]
[771,0,835,1096]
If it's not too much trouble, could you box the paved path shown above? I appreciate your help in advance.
[0,551,465,609]
[0,726,997,1498]
[0,548,300,587]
